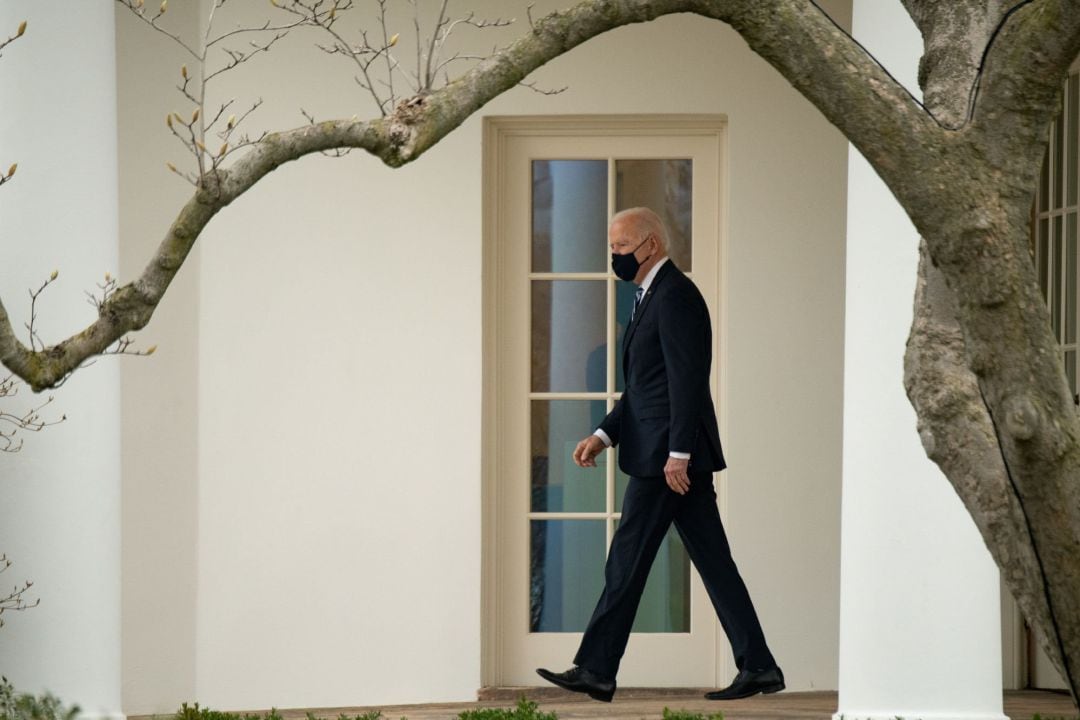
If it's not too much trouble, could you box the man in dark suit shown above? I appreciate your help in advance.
[536,207,783,703]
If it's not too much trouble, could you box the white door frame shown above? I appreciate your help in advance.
[480,114,729,688]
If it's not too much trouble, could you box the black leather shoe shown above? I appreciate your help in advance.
[536,666,616,702]
[705,666,785,700]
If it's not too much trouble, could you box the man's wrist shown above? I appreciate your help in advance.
[593,429,612,447]
[669,451,691,460]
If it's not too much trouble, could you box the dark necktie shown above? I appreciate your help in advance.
[630,287,644,323]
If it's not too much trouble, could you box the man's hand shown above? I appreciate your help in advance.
[664,456,691,495]
[572,435,606,468]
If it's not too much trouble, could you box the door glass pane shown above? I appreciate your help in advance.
[1054,216,1063,340]
[1068,214,1077,345]
[611,518,691,633]
[1040,146,1050,213]
[532,160,608,273]
[1069,75,1078,207]
[1039,217,1050,297]
[1055,117,1065,210]
[531,400,608,512]
[615,159,693,271]
[614,280,638,392]
[531,280,607,392]
[530,519,606,632]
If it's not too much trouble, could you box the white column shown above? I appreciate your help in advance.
[835,3,1006,720]
[0,3,122,720]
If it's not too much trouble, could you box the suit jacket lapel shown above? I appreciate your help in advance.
[621,260,675,361]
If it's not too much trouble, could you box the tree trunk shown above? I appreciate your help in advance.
[897,1,1080,701]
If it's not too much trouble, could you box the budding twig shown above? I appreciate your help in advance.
[85,272,119,314]
[102,336,157,357]
[117,0,200,59]
[0,378,64,454]
[0,162,17,189]
[24,271,59,353]
[0,554,40,621]
[118,0,292,184]
[0,19,27,58]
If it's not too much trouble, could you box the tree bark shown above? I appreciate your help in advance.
[899,0,1075,693]
[895,1,1080,701]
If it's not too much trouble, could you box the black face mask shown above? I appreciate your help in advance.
[611,237,654,282]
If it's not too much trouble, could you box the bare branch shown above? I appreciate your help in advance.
[208,17,307,49]
[0,378,64,454]
[115,0,201,61]
[85,273,120,314]
[518,79,567,96]
[277,0,392,114]
[0,555,39,623]
[378,0,398,109]
[25,272,59,353]
[423,0,451,91]
[0,0,940,393]
[205,33,288,84]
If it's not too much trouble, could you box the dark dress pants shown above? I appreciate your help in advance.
[573,471,775,679]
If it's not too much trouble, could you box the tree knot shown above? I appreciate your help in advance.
[386,93,430,161]
[1002,394,1039,441]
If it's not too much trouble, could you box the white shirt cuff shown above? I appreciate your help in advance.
[593,429,612,447]
[669,451,691,460]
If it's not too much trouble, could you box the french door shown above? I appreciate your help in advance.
[484,117,726,687]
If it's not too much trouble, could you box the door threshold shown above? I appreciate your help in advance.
[478,687,715,701]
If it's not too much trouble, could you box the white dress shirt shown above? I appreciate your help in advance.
[593,257,691,460]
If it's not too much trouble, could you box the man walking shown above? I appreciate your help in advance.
[536,207,783,703]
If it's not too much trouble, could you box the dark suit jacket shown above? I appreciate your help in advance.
[598,260,726,478]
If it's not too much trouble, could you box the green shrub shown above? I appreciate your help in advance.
[0,677,78,720]
[660,708,724,720]
[458,697,557,720]
[175,704,389,720]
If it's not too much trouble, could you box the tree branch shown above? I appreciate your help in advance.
[1,0,942,391]
[972,0,1080,157]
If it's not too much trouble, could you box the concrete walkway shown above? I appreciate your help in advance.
[167,690,1075,720]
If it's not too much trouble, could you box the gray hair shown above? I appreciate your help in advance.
[610,207,669,249]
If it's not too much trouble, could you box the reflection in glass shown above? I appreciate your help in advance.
[532,400,608,512]
[532,160,608,273]
[614,281,638,392]
[530,519,606,632]
[615,159,693,271]
[611,518,691,633]
[531,280,607,393]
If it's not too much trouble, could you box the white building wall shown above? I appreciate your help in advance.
[836,2,1006,719]
[0,3,122,718]
[116,2,202,714]
[117,0,851,712]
